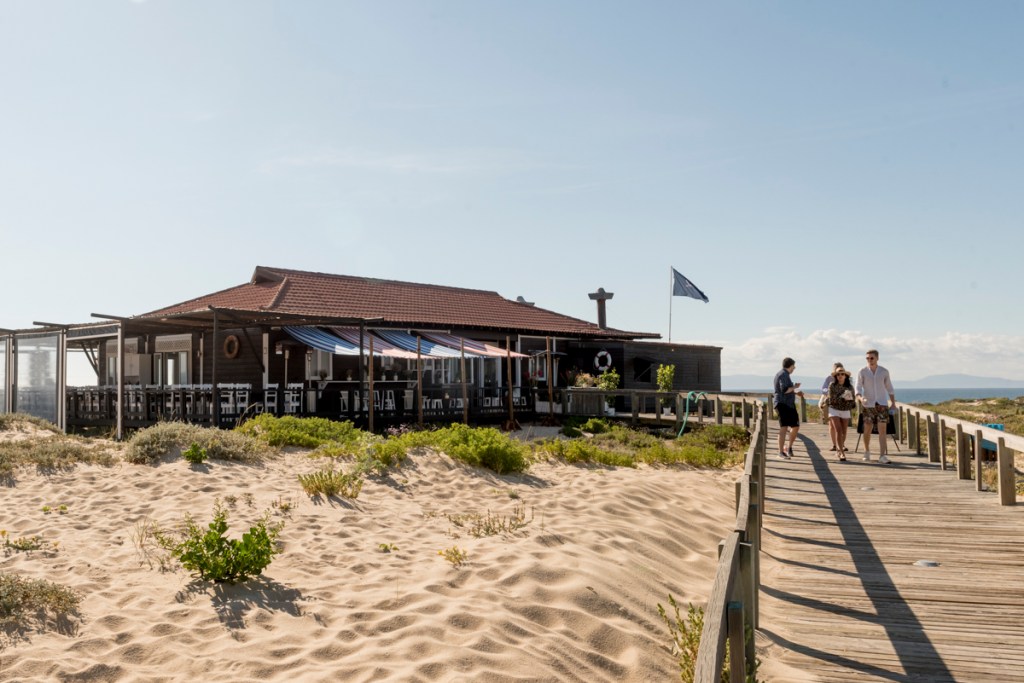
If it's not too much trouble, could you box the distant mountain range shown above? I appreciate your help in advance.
[722,373,1024,391]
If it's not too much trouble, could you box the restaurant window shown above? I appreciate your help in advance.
[16,334,59,424]
[155,351,190,386]
[307,350,333,381]
[633,358,654,383]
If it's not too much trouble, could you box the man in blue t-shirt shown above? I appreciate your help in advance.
[773,357,804,459]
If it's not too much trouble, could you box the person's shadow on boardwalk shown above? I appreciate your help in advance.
[760,433,955,682]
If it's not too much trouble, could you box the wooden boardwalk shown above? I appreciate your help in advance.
[759,421,1024,682]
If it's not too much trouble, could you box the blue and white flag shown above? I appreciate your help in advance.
[671,267,709,303]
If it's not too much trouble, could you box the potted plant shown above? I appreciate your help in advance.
[597,368,620,416]
[657,364,676,415]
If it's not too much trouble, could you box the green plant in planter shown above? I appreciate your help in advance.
[597,368,620,408]
[657,364,676,409]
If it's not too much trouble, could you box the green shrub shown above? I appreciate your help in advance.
[157,502,282,583]
[428,424,529,474]
[126,423,265,464]
[580,418,610,434]
[182,442,208,465]
[237,414,361,448]
[0,572,81,626]
[297,467,364,499]
[534,438,636,468]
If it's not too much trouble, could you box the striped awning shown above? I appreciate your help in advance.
[373,329,476,359]
[283,326,361,356]
[420,332,528,358]
[329,328,420,359]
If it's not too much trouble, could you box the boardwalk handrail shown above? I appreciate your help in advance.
[694,395,767,683]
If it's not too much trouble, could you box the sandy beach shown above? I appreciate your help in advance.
[0,424,740,682]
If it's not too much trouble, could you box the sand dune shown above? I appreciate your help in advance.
[1,431,739,682]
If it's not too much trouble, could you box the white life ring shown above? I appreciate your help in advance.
[594,350,613,372]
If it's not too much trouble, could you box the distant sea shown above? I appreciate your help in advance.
[729,388,1024,404]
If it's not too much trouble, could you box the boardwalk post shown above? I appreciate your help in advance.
[727,601,746,683]
[715,397,722,425]
[939,419,948,471]
[908,412,918,452]
[743,399,750,429]
[799,395,807,423]
[895,406,903,441]
[956,423,969,479]
[974,429,984,491]
[997,437,1015,506]
[927,416,940,463]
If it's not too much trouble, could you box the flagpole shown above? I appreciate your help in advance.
[668,267,673,343]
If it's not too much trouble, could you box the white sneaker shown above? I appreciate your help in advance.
[878,455,890,465]
[862,450,871,462]
[778,451,792,460]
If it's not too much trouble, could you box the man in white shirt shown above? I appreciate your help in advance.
[856,349,896,464]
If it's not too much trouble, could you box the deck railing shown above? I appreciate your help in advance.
[692,395,767,682]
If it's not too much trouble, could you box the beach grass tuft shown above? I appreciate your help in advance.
[237,414,361,448]
[297,466,364,499]
[0,436,117,480]
[125,422,265,464]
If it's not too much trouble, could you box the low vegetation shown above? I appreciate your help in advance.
[438,545,468,567]
[0,413,62,434]
[446,504,534,538]
[155,501,283,583]
[539,422,748,469]
[297,466,364,499]
[0,572,81,628]
[658,595,760,683]
[0,434,116,480]
[918,397,1024,438]
[125,422,265,464]
[237,414,362,448]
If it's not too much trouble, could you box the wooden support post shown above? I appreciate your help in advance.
[418,337,424,426]
[747,501,761,629]
[938,419,947,471]
[799,395,807,423]
[368,336,375,433]
[715,397,722,425]
[674,394,683,433]
[956,423,968,480]
[632,397,640,424]
[727,601,746,683]
[927,416,940,463]
[975,429,984,491]
[913,411,921,454]
[742,399,750,429]
[997,438,1015,506]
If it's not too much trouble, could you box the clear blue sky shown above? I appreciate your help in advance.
[2,1,1022,383]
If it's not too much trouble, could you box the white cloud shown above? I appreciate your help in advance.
[719,328,1024,381]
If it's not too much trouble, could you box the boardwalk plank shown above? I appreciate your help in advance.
[759,422,1024,682]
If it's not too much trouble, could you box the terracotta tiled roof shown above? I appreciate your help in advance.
[138,266,656,340]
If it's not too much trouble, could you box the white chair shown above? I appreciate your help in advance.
[382,390,396,411]
[235,384,251,412]
[217,384,236,415]
[285,383,302,414]
[264,383,279,414]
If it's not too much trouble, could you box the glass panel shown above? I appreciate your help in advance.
[0,339,7,413]
[16,334,59,423]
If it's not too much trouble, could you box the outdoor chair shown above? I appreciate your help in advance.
[264,383,279,414]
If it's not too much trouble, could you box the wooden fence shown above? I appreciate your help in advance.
[693,396,767,682]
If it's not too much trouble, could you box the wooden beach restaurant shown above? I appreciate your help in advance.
[0,266,721,437]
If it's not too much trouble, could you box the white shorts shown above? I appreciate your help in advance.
[828,408,851,419]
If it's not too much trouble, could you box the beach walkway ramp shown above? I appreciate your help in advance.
[759,421,1024,682]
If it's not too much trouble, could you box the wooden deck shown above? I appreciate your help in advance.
[759,421,1024,682]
